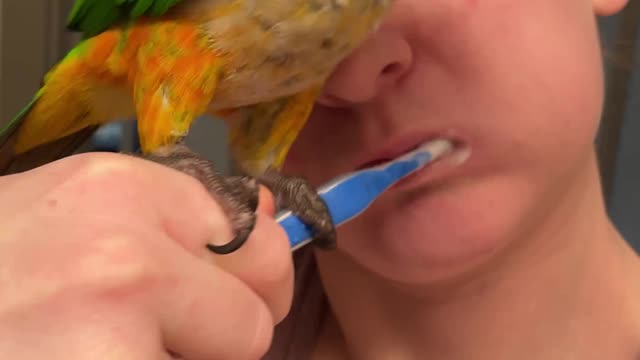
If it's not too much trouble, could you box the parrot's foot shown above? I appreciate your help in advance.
[259,168,337,250]
[139,144,336,254]
[141,144,259,255]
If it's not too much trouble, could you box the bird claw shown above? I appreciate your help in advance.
[258,168,337,250]
[140,144,258,254]
[139,144,336,254]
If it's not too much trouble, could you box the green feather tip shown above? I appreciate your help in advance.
[66,0,182,38]
[0,94,41,145]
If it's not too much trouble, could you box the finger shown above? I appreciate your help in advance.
[27,152,235,255]
[26,152,293,323]
[154,234,275,360]
[211,212,294,323]
[256,185,276,216]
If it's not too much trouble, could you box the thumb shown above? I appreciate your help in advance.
[257,185,276,216]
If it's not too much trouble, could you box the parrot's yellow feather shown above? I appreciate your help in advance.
[14,81,133,155]
[2,0,393,177]
[13,21,223,156]
[14,33,135,155]
[224,87,319,175]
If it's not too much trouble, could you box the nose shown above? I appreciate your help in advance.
[318,28,413,107]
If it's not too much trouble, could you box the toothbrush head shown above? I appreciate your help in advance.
[277,138,454,252]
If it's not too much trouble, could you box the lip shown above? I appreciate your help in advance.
[355,131,464,170]
[391,144,471,192]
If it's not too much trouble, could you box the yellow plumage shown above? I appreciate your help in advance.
[1,0,393,176]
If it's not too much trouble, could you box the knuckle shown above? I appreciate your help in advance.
[55,154,150,209]
[73,233,163,298]
[245,303,275,360]
[69,153,140,186]
[67,152,208,202]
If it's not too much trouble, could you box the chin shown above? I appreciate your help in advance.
[332,172,541,285]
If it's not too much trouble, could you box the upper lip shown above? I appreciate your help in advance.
[354,131,454,170]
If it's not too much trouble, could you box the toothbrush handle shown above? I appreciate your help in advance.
[277,153,431,250]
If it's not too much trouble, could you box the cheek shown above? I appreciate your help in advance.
[313,1,605,281]
[405,0,605,171]
[283,107,362,185]
[335,177,540,282]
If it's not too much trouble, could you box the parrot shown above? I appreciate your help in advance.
[0,0,393,254]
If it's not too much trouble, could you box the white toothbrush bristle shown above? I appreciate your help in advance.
[417,138,454,159]
[446,145,471,166]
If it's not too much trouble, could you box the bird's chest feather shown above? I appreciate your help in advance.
[177,0,386,109]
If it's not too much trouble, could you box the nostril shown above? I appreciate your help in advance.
[317,93,349,107]
[381,62,403,76]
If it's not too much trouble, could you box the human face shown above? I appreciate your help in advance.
[283,0,628,283]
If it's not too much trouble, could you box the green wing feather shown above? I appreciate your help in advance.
[0,94,41,147]
[66,0,183,38]
[0,92,99,175]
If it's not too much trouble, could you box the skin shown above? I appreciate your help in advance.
[0,0,637,359]
[0,153,294,359]
[2,0,394,256]
[280,0,640,358]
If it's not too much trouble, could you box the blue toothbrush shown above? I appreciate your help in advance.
[276,139,453,252]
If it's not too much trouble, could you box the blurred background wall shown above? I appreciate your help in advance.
[597,1,639,252]
[0,0,638,251]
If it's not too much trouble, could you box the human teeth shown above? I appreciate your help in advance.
[445,145,471,166]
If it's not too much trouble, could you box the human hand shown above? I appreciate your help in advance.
[0,152,293,359]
